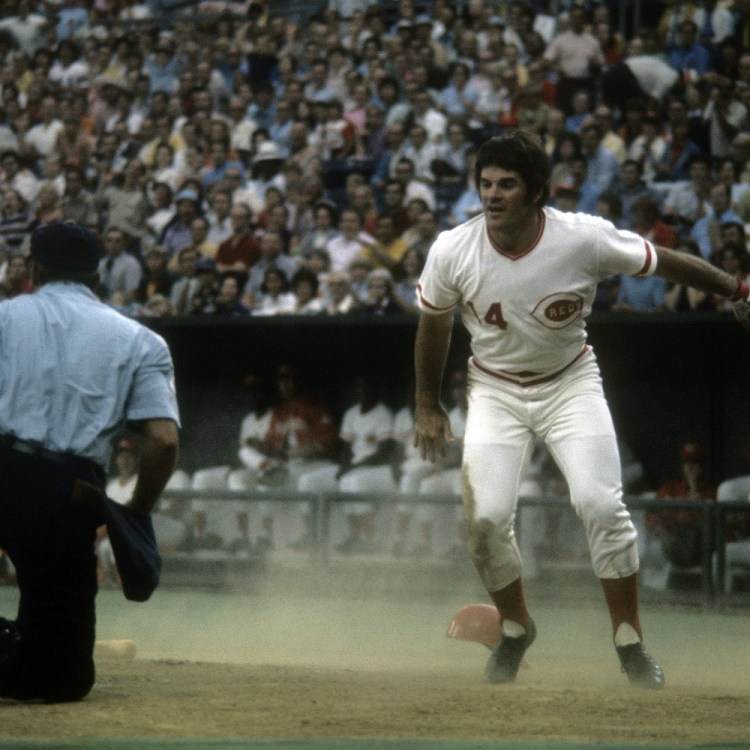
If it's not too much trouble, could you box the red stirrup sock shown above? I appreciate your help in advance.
[600,573,642,641]
[488,577,531,631]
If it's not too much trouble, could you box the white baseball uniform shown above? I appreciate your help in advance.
[297,400,396,515]
[191,409,273,544]
[418,207,655,590]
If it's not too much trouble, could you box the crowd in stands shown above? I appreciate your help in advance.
[0,0,749,317]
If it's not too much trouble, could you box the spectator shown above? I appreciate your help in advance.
[145,181,175,239]
[136,245,173,306]
[143,36,184,96]
[324,269,361,314]
[619,159,663,230]
[290,267,325,315]
[0,148,38,205]
[4,254,32,298]
[325,207,375,273]
[0,1,47,56]
[595,190,624,228]
[631,194,678,249]
[0,187,33,253]
[298,200,339,259]
[663,155,712,233]
[190,257,220,315]
[97,225,142,307]
[542,5,603,115]
[213,271,251,318]
[31,181,63,227]
[201,138,246,193]
[654,120,703,183]
[251,266,295,316]
[94,158,151,256]
[392,246,424,314]
[690,182,744,260]
[549,131,583,194]
[713,244,750,311]
[242,227,299,303]
[393,156,436,211]
[627,115,668,183]
[204,187,233,247]
[215,201,261,274]
[580,121,622,195]
[159,187,202,263]
[667,20,711,80]
[18,94,63,167]
[357,213,409,271]
[361,267,402,316]
[703,79,749,161]
[169,246,201,317]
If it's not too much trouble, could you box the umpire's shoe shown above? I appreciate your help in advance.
[0,618,20,666]
[616,642,665,689]
[485,619,536,684]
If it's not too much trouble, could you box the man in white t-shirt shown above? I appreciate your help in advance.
[413,131,750,689]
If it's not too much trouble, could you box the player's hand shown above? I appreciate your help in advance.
[413,404,454,463]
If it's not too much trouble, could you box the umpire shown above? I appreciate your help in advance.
[0,223,179,702]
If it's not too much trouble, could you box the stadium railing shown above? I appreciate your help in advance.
[159,489,732,605]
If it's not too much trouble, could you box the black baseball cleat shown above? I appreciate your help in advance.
[616,642,665,689]
[0,618,20,666]
[485,619,536,684]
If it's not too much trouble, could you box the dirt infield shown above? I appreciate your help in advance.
[2,655,750,745]
[1,572,749,746]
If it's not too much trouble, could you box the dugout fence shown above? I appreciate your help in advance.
[157,489,747,607]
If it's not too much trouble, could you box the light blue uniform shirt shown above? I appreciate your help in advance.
[0,282,180,470]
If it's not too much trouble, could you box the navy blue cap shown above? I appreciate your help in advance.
[30,222,101,273]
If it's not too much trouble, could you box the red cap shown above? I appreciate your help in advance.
[277,364,295,379]
[681,442,705,462]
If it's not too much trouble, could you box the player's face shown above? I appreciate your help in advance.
[479,166,539,237]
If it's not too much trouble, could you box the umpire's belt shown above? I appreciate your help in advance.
[0,435,104,482]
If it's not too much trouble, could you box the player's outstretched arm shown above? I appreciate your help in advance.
[414,310,455,462]
[128,418,180,514]
[654,246,750,328]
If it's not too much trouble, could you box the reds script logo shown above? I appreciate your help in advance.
[531,293,584,329]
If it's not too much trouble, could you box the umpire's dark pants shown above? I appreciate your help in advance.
[0,444,103,702]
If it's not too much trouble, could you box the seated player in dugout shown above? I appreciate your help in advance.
[413,130,750,690]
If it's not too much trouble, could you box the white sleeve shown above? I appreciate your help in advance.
[597,222,658,279]
[417,231,461,313]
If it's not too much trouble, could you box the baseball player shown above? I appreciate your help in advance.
[297,375,396,554]
[413,131,750,689]
[0,223,179,702]
[190,374,275,553]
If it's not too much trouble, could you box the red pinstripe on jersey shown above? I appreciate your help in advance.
[485,211,546,260]
[470,344,590,387]
[635,240,655,276]
[417,283,454,312]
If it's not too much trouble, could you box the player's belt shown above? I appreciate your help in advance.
[471,346,590,387]
[0,435,104,480]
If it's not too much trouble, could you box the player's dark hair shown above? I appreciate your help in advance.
[475,131,550,208]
